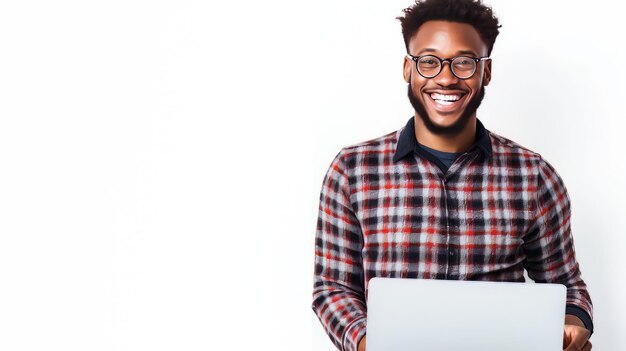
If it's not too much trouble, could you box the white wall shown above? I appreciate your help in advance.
[0,1,622,350]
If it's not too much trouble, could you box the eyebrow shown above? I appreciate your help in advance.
[416,48,480,56]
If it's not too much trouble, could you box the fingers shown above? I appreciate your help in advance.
[563,325,591,351]
[564,339,590,351]
[564,341,584,351]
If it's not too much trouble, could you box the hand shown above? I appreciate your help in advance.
[563,315,591,351]
[357,335,366,351]
[357,319,591,351]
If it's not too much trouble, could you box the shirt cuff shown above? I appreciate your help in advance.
[342,316,367,351]
[566,304,593,335]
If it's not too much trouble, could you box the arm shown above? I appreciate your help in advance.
[312,149,367,351]
[523,158,594,334]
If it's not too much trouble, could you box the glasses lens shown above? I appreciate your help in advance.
[451,57,476,79]
[417,55,441,78]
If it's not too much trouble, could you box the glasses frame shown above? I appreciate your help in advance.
[406,54,491,80]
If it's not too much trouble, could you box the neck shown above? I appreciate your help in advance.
[414,115,477,153]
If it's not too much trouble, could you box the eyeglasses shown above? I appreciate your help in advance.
[406,54,491,80]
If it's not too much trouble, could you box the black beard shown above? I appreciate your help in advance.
[407,83,486,136]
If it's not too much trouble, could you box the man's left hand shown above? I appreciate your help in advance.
[563,315,591,351]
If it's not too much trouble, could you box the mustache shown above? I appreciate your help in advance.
[422,85,467,91]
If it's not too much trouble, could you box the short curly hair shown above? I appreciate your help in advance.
[397,0,501,55]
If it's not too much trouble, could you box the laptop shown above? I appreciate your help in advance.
[365,277,566,351]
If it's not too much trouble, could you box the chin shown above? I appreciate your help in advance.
[427,112,465,128]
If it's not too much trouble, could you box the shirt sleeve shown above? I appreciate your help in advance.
[312,149,367,351]
[523,157,594,333]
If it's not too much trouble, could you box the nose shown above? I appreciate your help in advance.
[434,61,459,86]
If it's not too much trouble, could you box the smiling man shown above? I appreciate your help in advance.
[311,0,593,351]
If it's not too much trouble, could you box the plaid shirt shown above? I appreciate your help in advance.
[311,117,593,351]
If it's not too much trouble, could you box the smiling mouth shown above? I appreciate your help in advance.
[425,92,467,112]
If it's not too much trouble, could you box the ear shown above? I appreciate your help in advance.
[482,59,492,86]
[403,56,412,83]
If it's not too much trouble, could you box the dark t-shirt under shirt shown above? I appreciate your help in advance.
[418,144,464,173]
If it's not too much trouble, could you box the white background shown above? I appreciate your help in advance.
[0,0,623,350]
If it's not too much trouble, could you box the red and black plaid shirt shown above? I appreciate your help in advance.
[311,117,593,351]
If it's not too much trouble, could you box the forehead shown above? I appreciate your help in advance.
[408,20,487,56]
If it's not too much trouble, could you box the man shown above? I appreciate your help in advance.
[311,1,593,351]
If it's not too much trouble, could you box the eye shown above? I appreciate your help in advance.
[418,56,440,68]
[452,57,475,71]
[456,59,472,65]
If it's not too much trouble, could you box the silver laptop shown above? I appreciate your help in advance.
[366,277,566,351]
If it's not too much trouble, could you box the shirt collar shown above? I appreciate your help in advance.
[393,116,493,162]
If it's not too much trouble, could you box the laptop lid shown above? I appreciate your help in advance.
[366,277,566,351]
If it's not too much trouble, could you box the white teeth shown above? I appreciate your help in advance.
[430,93,461,101]
[437,100,455,106]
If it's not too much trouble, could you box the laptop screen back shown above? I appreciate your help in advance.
[366,278,566,351]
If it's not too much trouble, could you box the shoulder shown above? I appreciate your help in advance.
[332,129,400,170]
[488,130,542,162]
[343,129,399,154]
[488,130,565,187]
